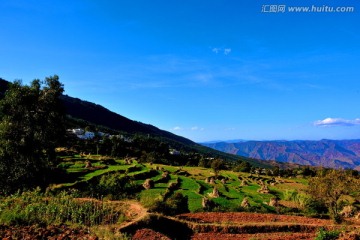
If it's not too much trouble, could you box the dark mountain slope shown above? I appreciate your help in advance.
[60,94,278,167]
[0,78,273,167]
[203,139,360,169]
[60,95,194,146]
[1,78,192,145]
[0,78,8,98]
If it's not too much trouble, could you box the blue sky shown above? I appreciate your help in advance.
[1,0,360,142]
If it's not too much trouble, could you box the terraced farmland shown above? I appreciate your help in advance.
[54,153,310,214]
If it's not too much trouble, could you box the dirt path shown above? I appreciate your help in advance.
[119,200,148,228]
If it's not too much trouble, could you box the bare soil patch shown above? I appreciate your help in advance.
[192,232,316,240]
[0,224,97,240]
[178,212,331,225]
[132,228,171,240]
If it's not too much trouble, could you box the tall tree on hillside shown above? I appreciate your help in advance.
[0,75,65,193]
[307,169,358,223]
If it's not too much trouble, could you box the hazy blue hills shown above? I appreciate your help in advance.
[202,139,360,169]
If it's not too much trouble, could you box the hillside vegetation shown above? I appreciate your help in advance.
[52,152,311,213]
[2,151,360,239]
[2,77,360,239]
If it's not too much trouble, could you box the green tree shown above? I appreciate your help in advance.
[307,169,358,223]
[198,157,206,168]
[272,166,280,176]
[211,158,224,177]
[0,75,65,193]
[233,160,251,173]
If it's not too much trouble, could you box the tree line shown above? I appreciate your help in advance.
[0,76,65,193]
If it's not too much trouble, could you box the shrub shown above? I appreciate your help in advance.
[68,172,141,200]
[315,228,340,240]
[149,192,189,215]
[305,198,328,217]
[284,189,311,208]
[308,169,357,223]
[284,189,298,201]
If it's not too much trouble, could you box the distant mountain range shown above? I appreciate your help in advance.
[202,139,360,170]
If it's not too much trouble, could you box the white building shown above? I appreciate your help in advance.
[72,128,84,135]
[74,130,95,140]
[169,149,180,155]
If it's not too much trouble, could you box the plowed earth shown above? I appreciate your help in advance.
[0,224,98,240]
[177,212,332,225]
[192,232,316,240]
[177,212,347,240]
[132,228,171,240]
[2,210,359,239]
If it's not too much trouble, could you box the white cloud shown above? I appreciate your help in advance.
[314,117,360,127]
[224,48,231,55]
[172,126,204,131]
[212,48,220,54]
[191,126,205,131]
[211,47,231,55]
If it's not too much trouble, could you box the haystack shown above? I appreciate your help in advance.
[241,198,250,208]
[143,179,154,190]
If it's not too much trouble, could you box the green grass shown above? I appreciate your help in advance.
[0,188,125,226]
[80,165,130,180]
[139,188,166,207]
[179,176,199,190]
[176,189,203,212]
[66,168,88,173]
[154,174,177,188]
[53,154,313,214]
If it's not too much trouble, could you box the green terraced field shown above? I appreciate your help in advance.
[55,154,311,213]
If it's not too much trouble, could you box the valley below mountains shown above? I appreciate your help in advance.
[202,139,360,170]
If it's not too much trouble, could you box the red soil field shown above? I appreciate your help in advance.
[132,228,171,240]
[178,212,332,225]
[0,224,98,240]
[191,232,316,240]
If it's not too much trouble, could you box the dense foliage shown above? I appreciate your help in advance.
[149,192,189,215]
[0,76,66,193]
[308,169,359,223]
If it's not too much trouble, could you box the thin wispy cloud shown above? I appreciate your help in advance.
[211,47,231,55]
[172,126,204,131]
[113,55,289,91]
[191,126,204,131]
[193,73,213,83]
[314,118,360,127]
[104,53,327,92]
[212,48,220,54]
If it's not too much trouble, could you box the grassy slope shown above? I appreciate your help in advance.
[54,153,310,213]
